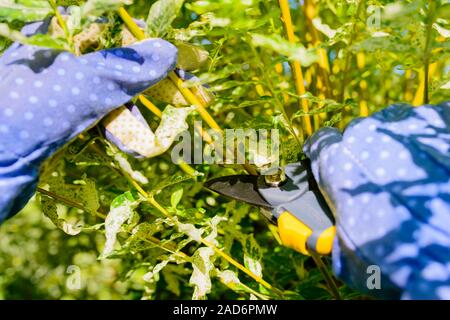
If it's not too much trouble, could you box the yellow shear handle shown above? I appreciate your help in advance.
[278,211,335,255]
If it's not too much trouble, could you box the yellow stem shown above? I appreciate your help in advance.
[138,95,162,118]
[357,52,368,117]
[117,7,146,40]
[278,0,313,137]
[168,73,222,132]
[177,160,198,176]
[359,100,369,117]
[413,62,437,106]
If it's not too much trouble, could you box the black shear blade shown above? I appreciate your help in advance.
[205,175,272,209]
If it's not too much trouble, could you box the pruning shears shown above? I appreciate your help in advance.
[204,161,336,255]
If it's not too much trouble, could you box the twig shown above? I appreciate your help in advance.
[310,251,341,300]
[278,0,313,137]
[139,95,162,118]
[37,187,106,219]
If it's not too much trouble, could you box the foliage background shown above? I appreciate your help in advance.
[0,0,448,299]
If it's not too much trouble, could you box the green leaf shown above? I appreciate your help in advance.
[186,0,270,31]
[242,234,263,278]
[312,17,337,39]
[101,191,140,258]
[154,105,195,154]
[123,220,166,251]
[0,22,26,42]
[353,34,417,54]
[40,196,83,235]
[251,33,318,66]
[110,190,135,208]
[189,246,215,300]
[440,80,450,90]
[216,269,267,298]
[66,140,113,166]
[145,0,185,37]
[0,0,52,23]
[171,188,184,208]
[110,147,149,185]
[176,41,209,71]
[203,215,226,245]
[0,35,11,54]
[290,92,354,119]
[26,33,69,50]
[436,3,450,20]
[143,255,175,283]
[40,173,101,216]
[434,23,450,38]
[162,265,184,296]
[382,0,421,22]
[177,219,204,242]
[66,5,82,37]
[81,0,131,18]
[0,23,69,50]
[150,174,193,196]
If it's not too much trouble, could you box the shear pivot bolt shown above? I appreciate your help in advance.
[264,168,285,187]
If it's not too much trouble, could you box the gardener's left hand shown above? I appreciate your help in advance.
[0,20,178,222]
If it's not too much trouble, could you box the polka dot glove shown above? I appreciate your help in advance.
[303,102,450,299]
[0,20,178,223]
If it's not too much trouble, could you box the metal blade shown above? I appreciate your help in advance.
[204,175,273,209]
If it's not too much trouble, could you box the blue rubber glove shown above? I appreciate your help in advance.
[0,20,178,222]
[304,102,450,299]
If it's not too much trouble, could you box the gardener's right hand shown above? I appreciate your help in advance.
[303,102,450,299]
[0,20,178,223]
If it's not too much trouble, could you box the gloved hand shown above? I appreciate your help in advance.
[0,19,178,222]
[303,102,450,299]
